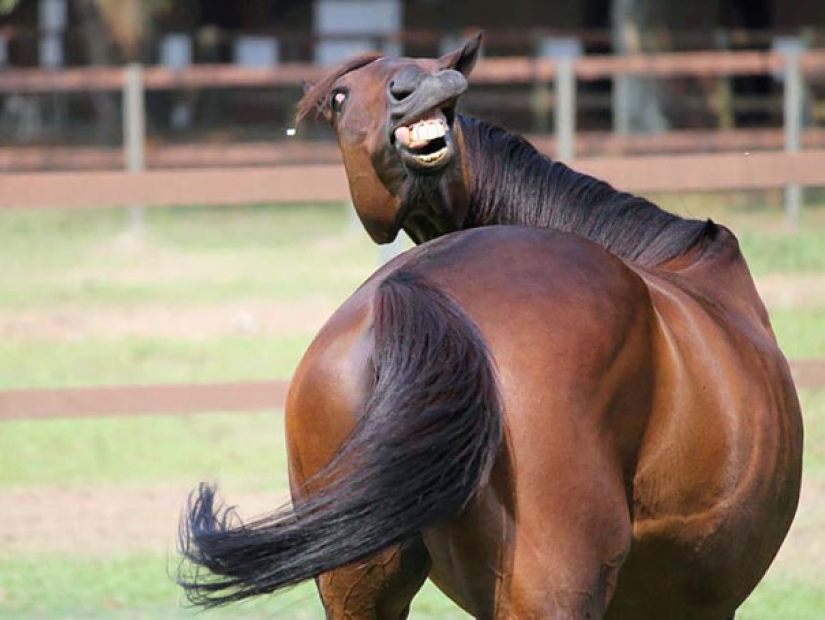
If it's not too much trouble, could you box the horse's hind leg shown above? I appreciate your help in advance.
[317,536,431,619]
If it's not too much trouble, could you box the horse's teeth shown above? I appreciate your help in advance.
[414,146,448,164]
[395,119,448,150]
[409,120,446,145]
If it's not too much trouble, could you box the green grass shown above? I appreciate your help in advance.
[738,576,825,620]
[801,389,825,474]
[0,204,375,311]
[0,202,821,391]
[0,335,312,389]
[0,554,322,619]
[770,308,825,359]
[1,553,820,619]
[2,389,816,498]
[0,555,466,619]
[0,412,287,489]
[738,227,825,275]
[0,315,818,388]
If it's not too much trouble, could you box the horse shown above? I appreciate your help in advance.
[177,37,803,619]
[288,33,720,258]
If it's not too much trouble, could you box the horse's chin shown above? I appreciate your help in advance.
[362,217,401,244]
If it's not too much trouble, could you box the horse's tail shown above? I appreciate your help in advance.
[178,270,504,607]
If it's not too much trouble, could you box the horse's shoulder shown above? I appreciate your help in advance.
[640,225,773,341]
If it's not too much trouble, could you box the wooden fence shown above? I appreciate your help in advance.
[3,48,825,92]
[3,48,825,221]
[1,49,824,419]
[4,128,825,172]
[1,149,824,211]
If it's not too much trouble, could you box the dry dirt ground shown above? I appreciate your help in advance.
[0,299,338,342]
[0,484,287,557]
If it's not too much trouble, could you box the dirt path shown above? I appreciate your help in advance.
[0,484,286,556]
[0,299,338,342]
[755,273,825,309]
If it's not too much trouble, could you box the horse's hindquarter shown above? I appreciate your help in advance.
[413,228,661,616]
[611,231,804,619]
[284,226,802,619]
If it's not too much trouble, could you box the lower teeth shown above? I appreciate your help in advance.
[415,148,447,163]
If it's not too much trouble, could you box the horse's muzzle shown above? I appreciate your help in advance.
[388,69,468,128]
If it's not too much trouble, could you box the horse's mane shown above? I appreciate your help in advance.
[458,116,718,266]
[296,53,383,123]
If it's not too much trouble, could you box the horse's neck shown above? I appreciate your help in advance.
[458,115,556,230]
[458,115,625,234]
[457,115,715,268]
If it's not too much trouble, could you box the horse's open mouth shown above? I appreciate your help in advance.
[392,111,452,170]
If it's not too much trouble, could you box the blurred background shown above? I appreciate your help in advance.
[2,0,825,154]
[0,1,823,618]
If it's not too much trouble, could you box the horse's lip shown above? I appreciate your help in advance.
[394,132,454,172]
[389,108,456,172]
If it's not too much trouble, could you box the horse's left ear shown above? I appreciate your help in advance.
[439,31,483,77]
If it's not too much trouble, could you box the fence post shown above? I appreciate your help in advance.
[123,63,146,234]
[555,56,576,161]
[781,45,804,228]
[531,77,552,134]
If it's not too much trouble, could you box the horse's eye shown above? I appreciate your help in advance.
[330,89,348,114]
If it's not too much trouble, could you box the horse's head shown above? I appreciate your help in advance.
[298,34,482,244]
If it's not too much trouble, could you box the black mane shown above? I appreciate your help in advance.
[458,116,718,266]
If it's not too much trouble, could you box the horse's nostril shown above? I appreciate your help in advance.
[388,80,415,102]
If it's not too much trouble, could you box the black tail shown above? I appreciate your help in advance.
[178,270,504,606]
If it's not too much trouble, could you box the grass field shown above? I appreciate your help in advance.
[1,197,823,618]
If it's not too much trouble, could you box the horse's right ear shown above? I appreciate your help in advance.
[439,31,483,77]
[296,80,329,124]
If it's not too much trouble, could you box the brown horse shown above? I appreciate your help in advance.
[178,38,803,619]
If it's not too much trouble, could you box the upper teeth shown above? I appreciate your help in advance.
[395,119,448,149]
[410,120,446,144]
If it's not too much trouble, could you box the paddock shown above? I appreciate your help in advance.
[0,198,823,618]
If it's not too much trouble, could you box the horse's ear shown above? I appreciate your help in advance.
[438,31,483,77]
[296,80,332,124]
